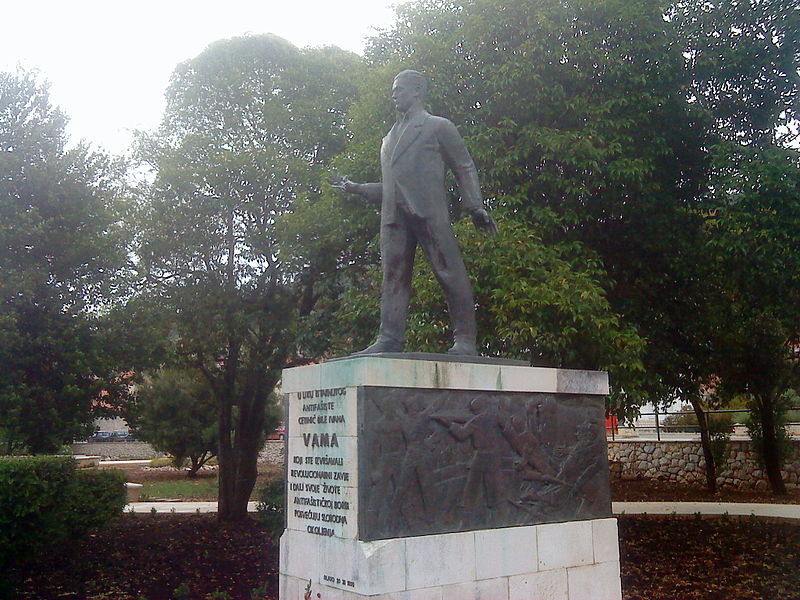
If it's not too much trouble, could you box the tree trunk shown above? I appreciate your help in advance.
[216,335,240,522]
[217,392,235,520]
[231,409,264,521]
[217,361,274,523]
[690,399,717,493]
[218,203,243,522]
[187,453,209,478]
[757,396,787,495]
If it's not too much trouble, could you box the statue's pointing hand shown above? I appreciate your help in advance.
[470,208,499,237]
[328,174,356,193]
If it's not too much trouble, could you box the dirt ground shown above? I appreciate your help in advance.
[8,461,800,599]
[611,477,800,504]
[11,514,278,599]
[10,512,800,600]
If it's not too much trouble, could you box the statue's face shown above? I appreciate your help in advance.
[392,76,419,112]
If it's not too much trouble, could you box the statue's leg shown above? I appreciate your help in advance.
[354,219,416,354]
[417,219,477,355]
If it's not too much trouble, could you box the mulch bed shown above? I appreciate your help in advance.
[620,515,800,600]
[11,514,278,600]
[10,511,800,600]
[612,477,800,504]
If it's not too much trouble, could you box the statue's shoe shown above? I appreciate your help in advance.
[447,340,478,356]
[352,340,403,355]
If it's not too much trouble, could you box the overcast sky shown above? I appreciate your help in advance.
[1,0,399,155]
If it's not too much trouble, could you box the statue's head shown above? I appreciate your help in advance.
[392,70,427,112]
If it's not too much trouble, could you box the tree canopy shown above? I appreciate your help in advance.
[319,0,800,463]
[130,34,362,520]
[2,0,797,498]
[127,368,219,477]
[0,69,128,454]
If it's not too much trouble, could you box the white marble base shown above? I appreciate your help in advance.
[282,356,609,397]
[279,518,622,600]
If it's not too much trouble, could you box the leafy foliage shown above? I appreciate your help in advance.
[131,35,361,520]
[0,456,125,591]
[407,220,645,398]
[671,0,800,145]
[672,0,800,493]
[0,69,129,454]
[127,369,219,476]
[704,140,800,493]
[255,477,285,540]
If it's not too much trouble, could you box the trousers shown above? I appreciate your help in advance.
[377,205,476,347]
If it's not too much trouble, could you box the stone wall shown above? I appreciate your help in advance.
[70,441,166,460]
[608,440,800,490]
[70,440,286,463]
[258,440,285,464]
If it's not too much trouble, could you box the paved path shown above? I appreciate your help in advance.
[126,501,260,513]
[125,500,800,520]
[612,501,800,519]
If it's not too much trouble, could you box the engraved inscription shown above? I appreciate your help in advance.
[287,387,355,538]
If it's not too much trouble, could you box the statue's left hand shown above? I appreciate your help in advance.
[471,208,499,237]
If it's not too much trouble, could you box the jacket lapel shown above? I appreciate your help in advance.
[391,110,427,164]
[381,122,398,161]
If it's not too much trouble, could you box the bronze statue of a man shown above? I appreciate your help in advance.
[336,70,497,356]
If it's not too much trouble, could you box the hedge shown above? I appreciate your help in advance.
[0,456,126,575]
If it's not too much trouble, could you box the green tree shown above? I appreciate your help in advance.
[674,0,800,494]
[705,142,800,494]
[329,0,727,419]
[127,369,219,477]
[671,0,799,146]
[336,0,798,494]
[0,69,128,454]
[132,35,361,521]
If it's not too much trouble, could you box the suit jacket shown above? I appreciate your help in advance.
[364,109,483,227]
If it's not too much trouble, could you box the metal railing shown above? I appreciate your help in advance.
[606,407,800,442]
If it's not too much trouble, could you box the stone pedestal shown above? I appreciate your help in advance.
[280,355,622,600]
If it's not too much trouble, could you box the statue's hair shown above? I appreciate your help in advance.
[394,69,428,98]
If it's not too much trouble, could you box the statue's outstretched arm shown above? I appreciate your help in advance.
[330,176,383,203]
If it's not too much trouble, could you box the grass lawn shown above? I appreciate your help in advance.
[139,477,219,501]
[107,462,283,503]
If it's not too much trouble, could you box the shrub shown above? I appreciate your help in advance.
[708,418,732,472]
[745,393,794,471]
[128,369,218,477]
[662,405,736,433]
[68,469,127,531]
[0,456,125,574]
[255,477,284,540]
